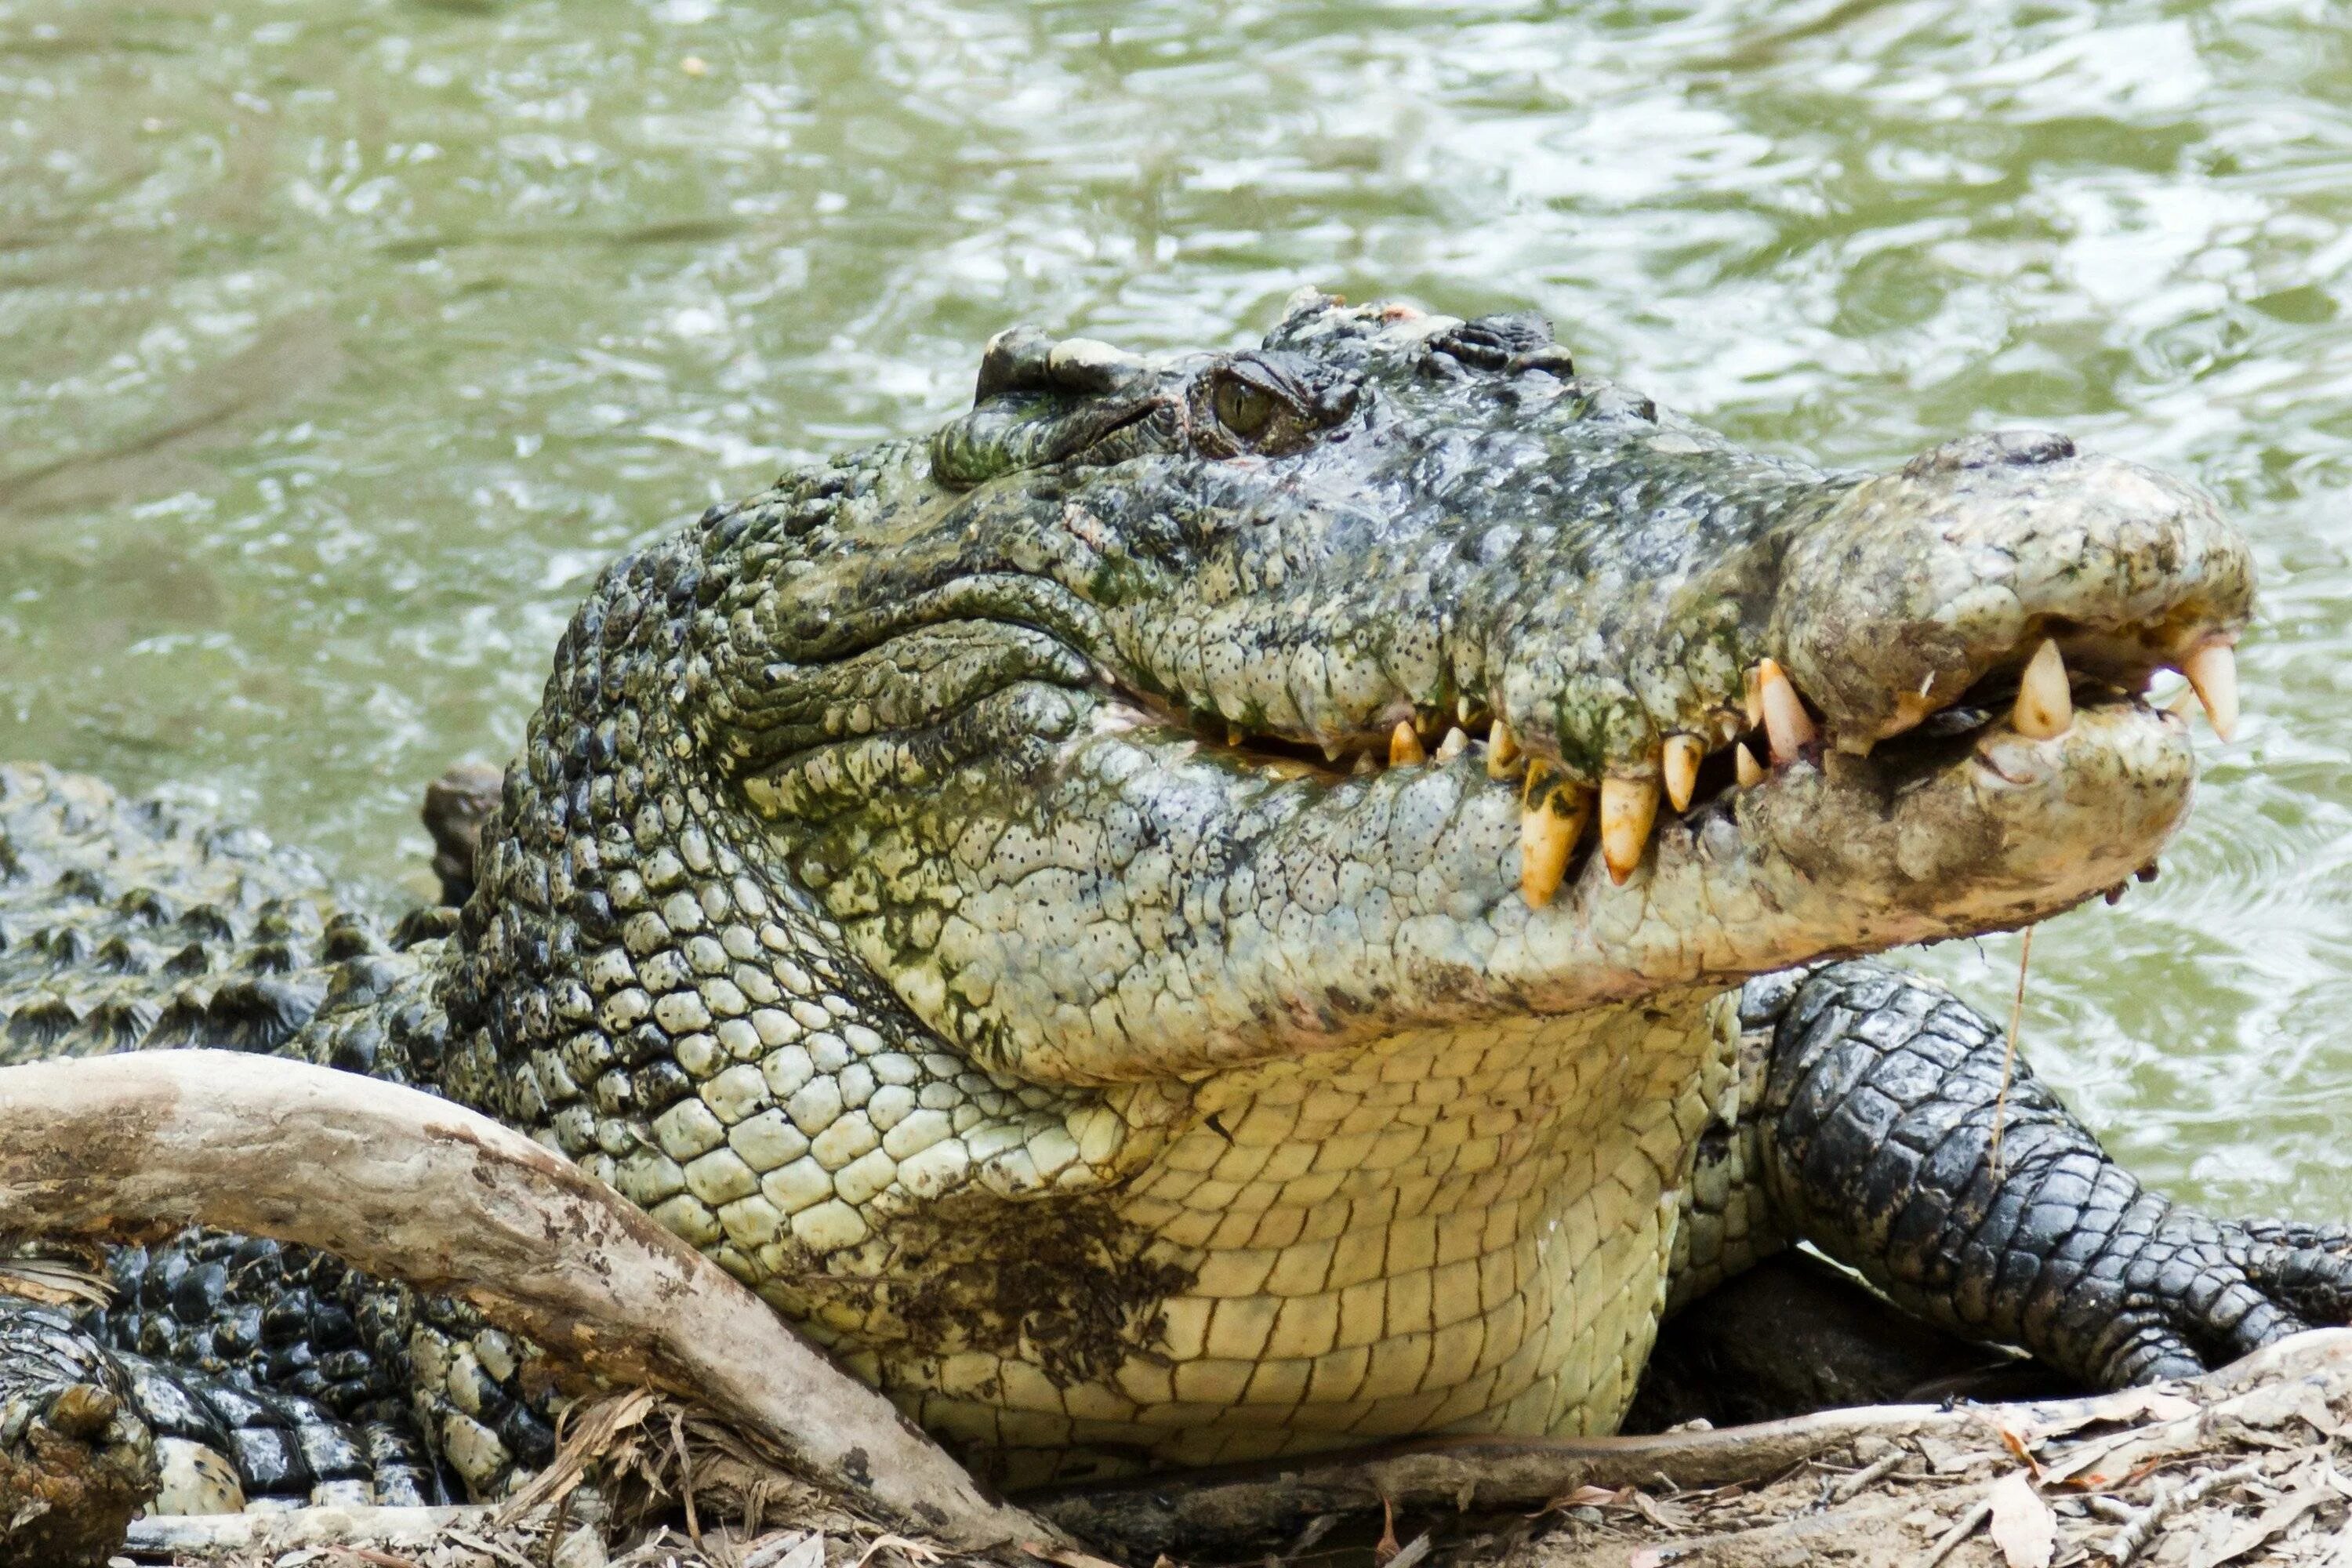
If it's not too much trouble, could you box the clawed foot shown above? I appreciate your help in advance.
[0,1305,155,1566]
[2089,1212,2352,1386]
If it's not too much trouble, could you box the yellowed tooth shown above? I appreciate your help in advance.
[1457,695,1477,726]
[1735,742,1765,788]
[1743,666,1764,730]
[1436,725,1470,764]
[1352,750,1378,776]
[1486,718,1523,779]
[1599,775,1659,886]
[2012,637,2072,739]
[1519,783,1589,909]
[1661,735,1703,812]
[1227,727,1245,748]
[1389,719,1425,767]
[1323,739,1346,763]
[1759,658,1817,763]
[2181,641,2238,742]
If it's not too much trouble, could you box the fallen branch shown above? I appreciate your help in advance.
[2102,1462,2263,1564]
[1917,1491,1993,1568]
[0,1051,1052,1553]
[125,1502,507,1555]
[1820,1446,1907,1508]
[1034,1329,2352,1555]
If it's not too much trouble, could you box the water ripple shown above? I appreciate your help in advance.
[5,0,2352,1215]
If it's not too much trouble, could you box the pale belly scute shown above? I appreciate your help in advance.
[884,985,1739,1488]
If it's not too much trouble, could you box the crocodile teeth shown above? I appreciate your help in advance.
[1389,720,1425,767]
[2012,638,2072,739]
[1457,695,1478,725]
[1436,725,1470,763]
[1743,666,1765,730]
[2182,642,2238,741]
[1734,742,1764,788]
[1661,735,1702,813]
[1486,719,1522,779]
[1519,783,1588,908]
[1352,751,1378,776]
[1758,659,1816,763]
[1599,776,1658,886]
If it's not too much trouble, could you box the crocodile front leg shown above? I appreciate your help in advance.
[1742,960,2352,1387]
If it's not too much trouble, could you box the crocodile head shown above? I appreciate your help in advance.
[652,289,2249,1087]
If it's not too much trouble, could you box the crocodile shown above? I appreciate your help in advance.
[4,289,2349,1557]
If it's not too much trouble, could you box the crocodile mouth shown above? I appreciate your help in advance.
[1128,625,2237,908]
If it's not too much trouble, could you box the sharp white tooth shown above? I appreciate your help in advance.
[1389,720,1426,767]
[1486,719,1523,779]
[1734,742,1765,789]
[1436,726,1470,764]
[2012,637,2072,740]
[1599,775,1659,887]
[2181,642,2238,742]
[1662,735,1702,812]
[1519,783,1588,909]
[1759,659,1817,763]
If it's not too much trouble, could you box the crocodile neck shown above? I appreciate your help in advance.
[416,527,1742,1484]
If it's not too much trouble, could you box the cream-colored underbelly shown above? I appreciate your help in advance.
[884,985,1737,1489]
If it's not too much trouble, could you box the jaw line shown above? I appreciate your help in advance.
[1479,702,2197,1009]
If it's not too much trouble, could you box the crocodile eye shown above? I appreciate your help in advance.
[1212,378,1277,439]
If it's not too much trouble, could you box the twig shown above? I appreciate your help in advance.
[1037,1330,2352,1554]
[1991,927,2033,1179]
[1918,1493,1994,1568]
[2103,1463,2264,1563]
[125,1504,505,1554]
[1821,1448,1907,1508]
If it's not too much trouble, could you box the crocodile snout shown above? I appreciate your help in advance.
[1771,433,2253,751]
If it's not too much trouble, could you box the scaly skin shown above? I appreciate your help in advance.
[2,291,2347,1523]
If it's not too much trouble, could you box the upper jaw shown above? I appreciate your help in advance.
[1773,438,2254,751]
[1122,430,2250,902]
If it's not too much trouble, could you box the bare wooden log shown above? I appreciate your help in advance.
[1034,1328,2352,1555]
[0,1051,1053,1553]
[125,1503,506,1555]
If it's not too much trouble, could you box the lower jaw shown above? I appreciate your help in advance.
[1488,701,2197,1005]
[1728,702,2193,939]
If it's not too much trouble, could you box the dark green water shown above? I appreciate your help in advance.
[6,0,2352,1218]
